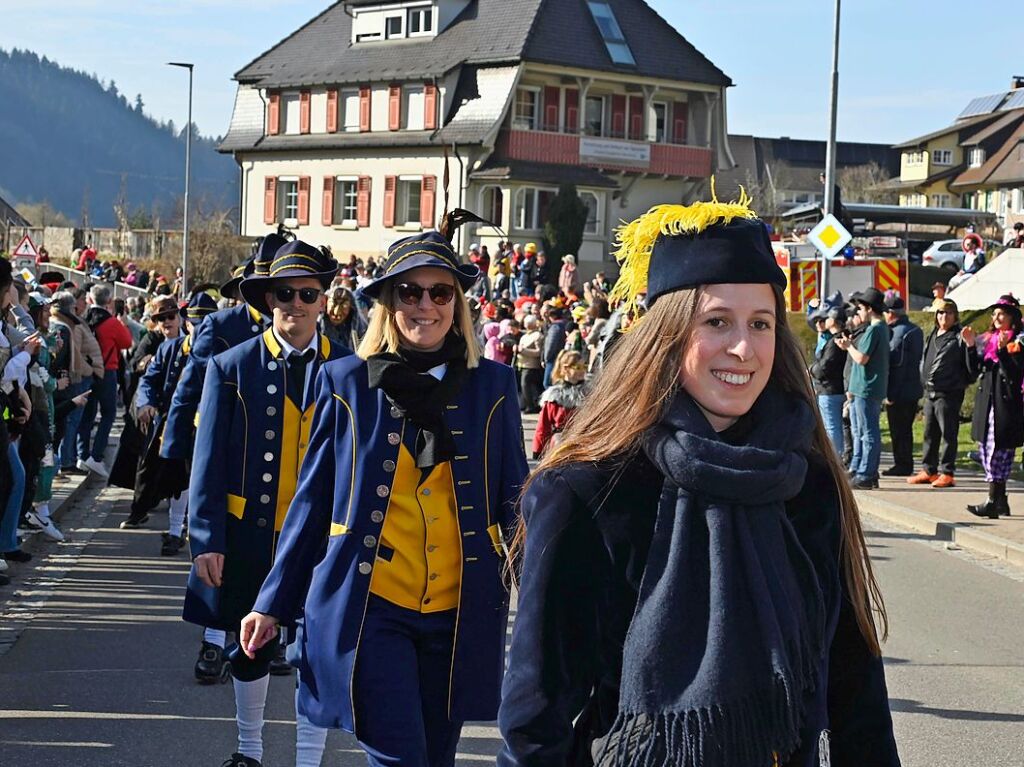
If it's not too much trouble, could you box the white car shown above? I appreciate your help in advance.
[920,240,965,272]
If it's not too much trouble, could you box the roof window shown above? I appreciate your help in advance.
[586,2,636,66]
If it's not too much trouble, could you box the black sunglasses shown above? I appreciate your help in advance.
[395,283,456,306]
[152,312,178,323]
[273,287,322,305]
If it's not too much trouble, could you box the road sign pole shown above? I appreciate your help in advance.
[821,0,841,298]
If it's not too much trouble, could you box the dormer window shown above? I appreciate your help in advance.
[352,2,437,43]
[968,147,986,168]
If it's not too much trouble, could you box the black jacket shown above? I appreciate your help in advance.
[543,320,567,364]
[970,342,1024,449]
[886,315,924,403]
[499,455,900,767]
[810,335,847,396]
[920,325,976,396]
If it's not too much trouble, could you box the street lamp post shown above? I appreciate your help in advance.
[168,62,193,298]
[821,0,841,298]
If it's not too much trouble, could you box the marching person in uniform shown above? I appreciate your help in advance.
[161,231,288,462]
[185,241,349,767]
[498,195,900,767]
[240,224,529,767]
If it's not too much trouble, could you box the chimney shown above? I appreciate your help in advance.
[1012,75,1024,90]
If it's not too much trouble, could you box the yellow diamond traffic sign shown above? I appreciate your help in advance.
[808,214,852,259]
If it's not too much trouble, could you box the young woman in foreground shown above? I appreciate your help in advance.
[499,196,901,767]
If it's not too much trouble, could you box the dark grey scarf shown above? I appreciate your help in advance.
[594,386,825,767]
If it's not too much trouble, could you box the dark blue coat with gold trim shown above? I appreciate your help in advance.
[183,330,350,631]
[162,303,266,460]
[253,356,528,733]
[136,334,187,452]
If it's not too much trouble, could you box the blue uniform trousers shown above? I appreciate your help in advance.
[354,595,462,767]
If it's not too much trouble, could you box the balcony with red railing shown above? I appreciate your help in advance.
[495,129,713,178]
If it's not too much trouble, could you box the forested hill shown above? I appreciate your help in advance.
[0,49,237,228]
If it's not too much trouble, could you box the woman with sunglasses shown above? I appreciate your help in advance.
[241,229,528,767]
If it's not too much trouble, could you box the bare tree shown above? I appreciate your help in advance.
[838,162,897,204]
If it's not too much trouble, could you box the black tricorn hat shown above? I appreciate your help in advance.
[610,193,785,315]
[239,240,339,316]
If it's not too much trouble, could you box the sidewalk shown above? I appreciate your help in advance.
[855,467,1024,568]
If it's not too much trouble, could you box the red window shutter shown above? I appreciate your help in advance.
[297,177,311,226]
[299,90,311,134]
[673,102,688,144]
[388,85,402,131]
[611,94,626,138]
[629,96,643,141]
[322,177,335,226]
[326,89,339,133]
[383,176,397,228]
[424,83,438,130]
[359,87,371,132]
[420,176,436,229]
[543,86,560,131]
[263,177,277,224]
[564,88,579,133]
[357,176,372,227]
[267,93,280,135]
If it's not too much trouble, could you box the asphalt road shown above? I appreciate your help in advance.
[0,479,1021,766]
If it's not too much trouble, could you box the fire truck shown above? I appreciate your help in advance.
[772,236,909,312]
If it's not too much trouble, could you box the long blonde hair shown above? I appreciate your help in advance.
[514,285,888,655]
[356,279,481,367]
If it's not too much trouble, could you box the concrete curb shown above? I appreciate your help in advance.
[856,491,1024,569]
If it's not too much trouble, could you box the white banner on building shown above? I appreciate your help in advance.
[579,137,651,168]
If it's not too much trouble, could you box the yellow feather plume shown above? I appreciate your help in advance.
[609,185,758,320]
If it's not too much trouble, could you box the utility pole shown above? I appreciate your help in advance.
[821,0,841,298]
[168,62,194,298]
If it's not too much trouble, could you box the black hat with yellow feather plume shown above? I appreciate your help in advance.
[609,188,786,318]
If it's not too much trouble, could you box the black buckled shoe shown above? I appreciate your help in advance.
[269,643,293,676]
[220,753,262,767]
[194,641,231,685]
[160,533,186,556]
[119,511,150,530]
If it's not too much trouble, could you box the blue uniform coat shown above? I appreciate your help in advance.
[183,330,349,631]
[253,356,528,734]
[162,303,266,460]
[136,335,187,449]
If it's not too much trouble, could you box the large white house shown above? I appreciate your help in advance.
[220,0,735,271]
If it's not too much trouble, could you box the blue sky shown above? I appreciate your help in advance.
[1,0,1018,144]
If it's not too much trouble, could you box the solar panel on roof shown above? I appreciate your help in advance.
[959,93,1008,118]
[1000,90,1024,111]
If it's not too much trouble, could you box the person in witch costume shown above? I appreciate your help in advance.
[961,294,1023,519]
[240,215,529,767]
[498,194,900,767]
[185,241,350,767]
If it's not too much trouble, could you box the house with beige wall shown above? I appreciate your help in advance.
[219,0,734,274]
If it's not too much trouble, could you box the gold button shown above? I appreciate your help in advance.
[266,406,277,417]
[268,361,278,371]
[358,562,372,575]
[387,433,400,445]
[265,430,275,440]
[363,535,376,548]
[383,460,396,473]
[376,485,389,498]
[267,384,278,395]
[371,511,384,523]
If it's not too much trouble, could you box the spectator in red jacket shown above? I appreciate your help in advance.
[532,349,587,459]
[75,284,132,478]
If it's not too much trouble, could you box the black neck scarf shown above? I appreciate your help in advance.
[594,386,826,767]
[366,333,469,469]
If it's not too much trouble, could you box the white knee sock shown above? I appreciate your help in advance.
[234,674,270,762]
[168,493,187,537]
[295,701,328,767]
[203,628,226,648]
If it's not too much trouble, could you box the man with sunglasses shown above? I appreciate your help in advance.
[184,240,349,767]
